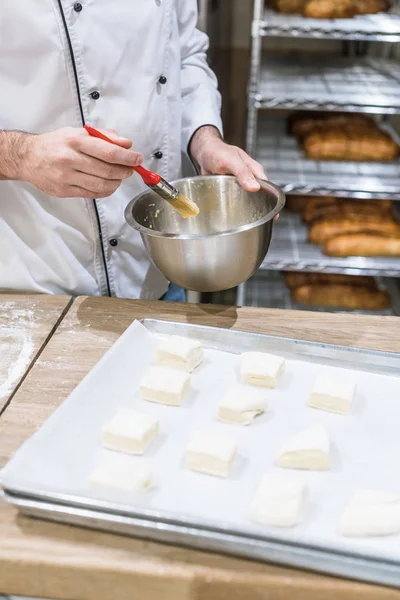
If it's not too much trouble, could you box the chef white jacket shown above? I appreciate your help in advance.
[0,0,222,299]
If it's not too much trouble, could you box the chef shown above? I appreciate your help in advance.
[0,1,265,301]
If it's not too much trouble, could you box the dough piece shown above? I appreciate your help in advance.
[154,335,204,372]
[139,366,190,406]
[249,473,309,528]
[218,386,268,425]
[102,409,159,455]
[309,374,356,415]
[89,455,152,492]
[277,424,330,470]
[339,490,400,537]
[185,430,237,477]
[240,352,285,388]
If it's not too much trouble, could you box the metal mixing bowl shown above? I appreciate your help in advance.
[125,175,285,292]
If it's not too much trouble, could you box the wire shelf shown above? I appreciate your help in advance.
[260,211,400,276]
[255,117,400,199]
[254,56,400,114]
[258,7,400,41]
[240,270,400,315]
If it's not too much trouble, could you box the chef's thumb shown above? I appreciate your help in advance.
[233,163,261,193]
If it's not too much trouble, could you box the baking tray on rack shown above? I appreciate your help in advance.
[256,116,400,199]
[260,6,400,41]
[256,56,400,114]
[238,270,400,316]
[1,319,400,587]
[260,210,400,276]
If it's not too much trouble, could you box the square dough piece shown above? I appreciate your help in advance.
[277,424,330,470]
[309,374,356,415]
[102,409,159,455]
[154,335,204,372]
[240,352,285,388]
[339,490,400,537]
[185,429,237,478]
[249,473,309,528]
[139,366,190,406]
[218,386,268,425]
[89,455,152,493]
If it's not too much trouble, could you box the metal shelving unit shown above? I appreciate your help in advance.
[241,0,400,313]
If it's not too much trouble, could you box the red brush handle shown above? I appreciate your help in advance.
[84,125,161,186]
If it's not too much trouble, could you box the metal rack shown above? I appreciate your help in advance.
[256,117,400,198]
[257,56,400,113]
[237,270,400,315]
[258,7,400,41]
[261,211,400,276]
[241,0,400,313]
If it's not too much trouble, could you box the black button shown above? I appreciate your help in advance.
[154,151,163,159]
[109,238,118,247]
[158,75,167,85]
[90,90,100,100]
[73,2,83,12]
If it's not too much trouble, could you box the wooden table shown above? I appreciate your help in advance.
[0,296,399,600]
[0,294,71,415]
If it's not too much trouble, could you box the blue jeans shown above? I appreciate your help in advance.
[160,283,186,302]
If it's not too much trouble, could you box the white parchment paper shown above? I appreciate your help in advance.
[2,319,400,563]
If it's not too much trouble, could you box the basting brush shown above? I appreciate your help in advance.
[84,125,199,218]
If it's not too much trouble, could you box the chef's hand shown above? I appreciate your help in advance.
[189,126,266,192]
[19,127,142,198]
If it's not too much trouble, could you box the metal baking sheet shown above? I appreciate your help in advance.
[256,57,400,114]
[260,7,400,42]
[1,319,400,587]
[256,116,400,200]
[260,210,400,276]
[238,270,400,316]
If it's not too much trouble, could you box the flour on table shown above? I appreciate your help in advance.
[0,328,34,400]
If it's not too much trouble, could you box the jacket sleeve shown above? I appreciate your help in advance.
[178,0,223,153]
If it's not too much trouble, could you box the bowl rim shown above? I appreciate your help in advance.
[124,175,286,240]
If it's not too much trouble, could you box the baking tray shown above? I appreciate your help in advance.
[2,319,400,587]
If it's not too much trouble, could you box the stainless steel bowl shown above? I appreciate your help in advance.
[125,175,285,292]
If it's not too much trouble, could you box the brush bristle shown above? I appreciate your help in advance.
[168,193,200,218]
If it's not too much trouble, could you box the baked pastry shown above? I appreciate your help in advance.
[284,272,377,289]
[353,0,390,14]
[271,0,306,12]
[285,195,337,214]
[270,0,390,16]
[324,233,400,257]
[304,0,356,18]
[303,127,399,161]
[302,200,391,223]
[292,283,391,310]
[308,215,400,244]
[289,113,374,139]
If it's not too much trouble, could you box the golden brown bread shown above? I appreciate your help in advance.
[290,114,374,139]
[303,127,399,161]
[353,0,390,14]
[271,0,306,11]
[324,233,400,257]
[303,201,393,224]
[285,195,337,213]
[284,272,377,289]
[308,215,400,243]
[303,0,356,18]
[271,0,390,15]
[292,284,391,310]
